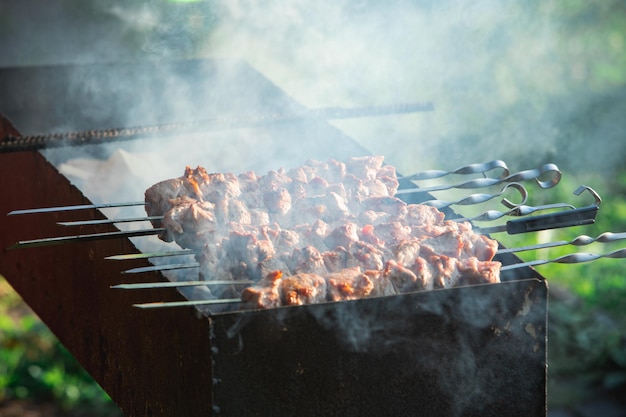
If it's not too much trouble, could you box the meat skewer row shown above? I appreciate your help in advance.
[145,156,501,309]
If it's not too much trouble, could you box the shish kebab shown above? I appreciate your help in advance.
[5,156,612,311]
[7,159,598,256]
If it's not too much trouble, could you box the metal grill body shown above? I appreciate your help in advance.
[0,60,547,417]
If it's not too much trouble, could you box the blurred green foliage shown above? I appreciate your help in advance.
[493,170,626,406]
[0,278,122,416]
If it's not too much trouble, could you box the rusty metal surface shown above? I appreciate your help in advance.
[211,279,547,417]
[0,150,214,417]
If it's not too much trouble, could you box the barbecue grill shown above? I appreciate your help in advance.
[0,59,555,417]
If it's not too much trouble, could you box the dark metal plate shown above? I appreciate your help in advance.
[211,279,547,417]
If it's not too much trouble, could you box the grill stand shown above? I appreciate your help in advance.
[0,59,547,416]
[0,150,215,417]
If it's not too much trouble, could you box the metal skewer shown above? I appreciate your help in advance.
[399,160,509,181]
[132,245,626,310]
[58,216,163,227]
[112,280,254,289]
[423,182,527,210]
[501,247,626,271]
[396,163,561,194]
[8,228,164,249]
[133,298,242,309]
[497,231,626,254]
[8,201,146,216]
[473,185,601,235]
[106,250,195,260]
[122,262,199,274]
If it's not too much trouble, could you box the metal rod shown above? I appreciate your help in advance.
[471,186,601,235]
[112,280,254,289]
[8,201,145,216]
[106,250,195,260]
[7,228,164,249]
[497,231,626,254]
[399,160,509,181]
[133,298,241,309]
[459,203,576,224]
[396,163,561,194]
[423,183,527,211]
[57,216,163,227]
[501,247,626,271]
[122,262,199,274]
[1,102,434,153]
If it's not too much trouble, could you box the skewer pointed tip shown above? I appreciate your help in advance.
[133,298,241,309]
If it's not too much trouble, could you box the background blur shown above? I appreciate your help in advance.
[1,0,625,416]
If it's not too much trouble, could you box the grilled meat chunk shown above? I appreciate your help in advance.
[241,271,283,309]
[326,267,375,301]
[281,273,327,306]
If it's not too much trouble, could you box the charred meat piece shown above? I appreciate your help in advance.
[312,158,347,184]
[361,196,407,218]
[371,222,413,246]
[384,259,423,293]
[405,204,446,228]
[258,169,292,193]
[346,155,384,180]
[420,232,463,259]
[161,196,217,247]
[263,187,292,216]
[322,247,351,273]
[326,267,375,301]
[347,241,385,271]
[324,221,360,249]
[376,164,400,196]
[457,258,501,285]
[364,269,396,297]
[428,255,461,289]
[290,246,328,276]
[281,273,327,306]
[392,240,421,267]
[241,271,283,309]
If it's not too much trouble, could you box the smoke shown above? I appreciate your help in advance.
[194,0,626,175]
[3,0,624,176]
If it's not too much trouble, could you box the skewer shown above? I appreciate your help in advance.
[131,246,626,309]
[112,280,254,289]
[473,185,601,235]
[110,230,626,276]
[58,216,162,227]
[399,160,509,181]
[122,262,199,274]
[133,245,626,310]
[458,202,575,224]
[7,228,164,249]
[133,298,241,309]
[423,183,527,210]
[497,231,626,254]
[8,201,145,216]
[477,205,598,235]
[501,247,626,271]
[106,250,194,260]
[396,163,561,194]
